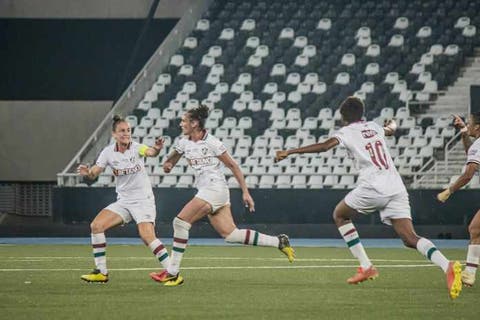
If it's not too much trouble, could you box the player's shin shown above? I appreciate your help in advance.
[416,238,449,272]
[465,244,480,274]
[91,233,107,275]
[148,239,170,269]
[167,217,191,276]
[225,228,279,247]
[338,223,372,269]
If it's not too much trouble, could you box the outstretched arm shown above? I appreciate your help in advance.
[163,149,182,173]
[217,151,255,212]
[437,162,479,202]
[275,137,339,162]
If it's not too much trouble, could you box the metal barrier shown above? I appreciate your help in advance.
[0,183,54,216]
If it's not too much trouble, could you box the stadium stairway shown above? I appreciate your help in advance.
[432,49,480,116]
[414,48,480,188]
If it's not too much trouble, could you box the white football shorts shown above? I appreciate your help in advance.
[344,185,411,225]
[105,195,156,224]
[195,184,230,214]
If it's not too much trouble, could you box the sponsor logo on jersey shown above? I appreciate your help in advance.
[361,129,378,139]
[468,148,478,156]
[113,164,142,176]
[188,157,216,167]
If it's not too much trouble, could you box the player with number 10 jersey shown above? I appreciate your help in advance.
[275,96,462,300]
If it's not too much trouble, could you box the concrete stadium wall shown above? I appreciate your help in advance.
[0,0,194,18]
[0,101,110,181]
[52,188,480,238]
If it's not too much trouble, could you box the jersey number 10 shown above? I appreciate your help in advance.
[365,141,389,170]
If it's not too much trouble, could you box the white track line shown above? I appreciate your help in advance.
[0,264,437,272]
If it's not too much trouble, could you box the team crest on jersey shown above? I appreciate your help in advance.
[201,147,208,155]
[361,129,378,138]
[129,156,135,163]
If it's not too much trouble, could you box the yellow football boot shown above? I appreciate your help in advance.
[278,234,295,263]
[81,269,109,283]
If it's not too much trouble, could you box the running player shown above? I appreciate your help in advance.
[77,115,170,283]
[437,113,480,287]
[276,97,462,299]
[149,105,295,286]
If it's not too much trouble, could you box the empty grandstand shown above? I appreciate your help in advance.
[58,0,480,192]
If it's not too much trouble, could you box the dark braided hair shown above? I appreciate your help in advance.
[112,115,126,131]
[187,105,209,130]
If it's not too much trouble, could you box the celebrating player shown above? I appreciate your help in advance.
[150,105,295,286]
[77,115,170,283]
[276,97,462,299]
[437,112,480,287]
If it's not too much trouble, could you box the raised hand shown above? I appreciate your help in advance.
[452,114,466,130]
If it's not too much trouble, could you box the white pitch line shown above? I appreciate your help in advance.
[1,256,433,263]
[0,264,437,272]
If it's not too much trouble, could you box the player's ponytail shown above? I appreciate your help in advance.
[112,114,125,131]
[187,105,209,130]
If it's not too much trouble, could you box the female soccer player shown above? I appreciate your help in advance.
[437,112,480,287]
[276,97,462,299]
[150,105,295,286]
[77,115,170,283]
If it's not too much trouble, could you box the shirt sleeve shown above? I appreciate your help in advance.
[95,148,109,168]
[371,122,385,138]
[467,141,480,165]
[209,138,227,156]
[332,127,346,146]
[174,138,185,154]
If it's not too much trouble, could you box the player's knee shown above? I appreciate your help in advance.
[90,220,105,233]
[225,228,243,243]
[468,223,480,240]
[332,210,346,226]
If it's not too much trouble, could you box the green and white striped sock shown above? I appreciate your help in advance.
[416,238,449,272]
[148,239,170,269]
[339,223,372,269]
[91,233,107,275]
[167,217,191,276]
[465,244,480,274]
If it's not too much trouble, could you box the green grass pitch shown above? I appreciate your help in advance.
[0,245,477,320]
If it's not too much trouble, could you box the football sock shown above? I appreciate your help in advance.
[167,217,191,276]
[225,228,280,247]
[91,233,107,275]
[338,223,372,269]
[416,238,449,273]
[465,244,480,274]
[148,239,170,270]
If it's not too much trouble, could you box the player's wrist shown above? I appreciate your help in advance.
[460,127,468,133]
